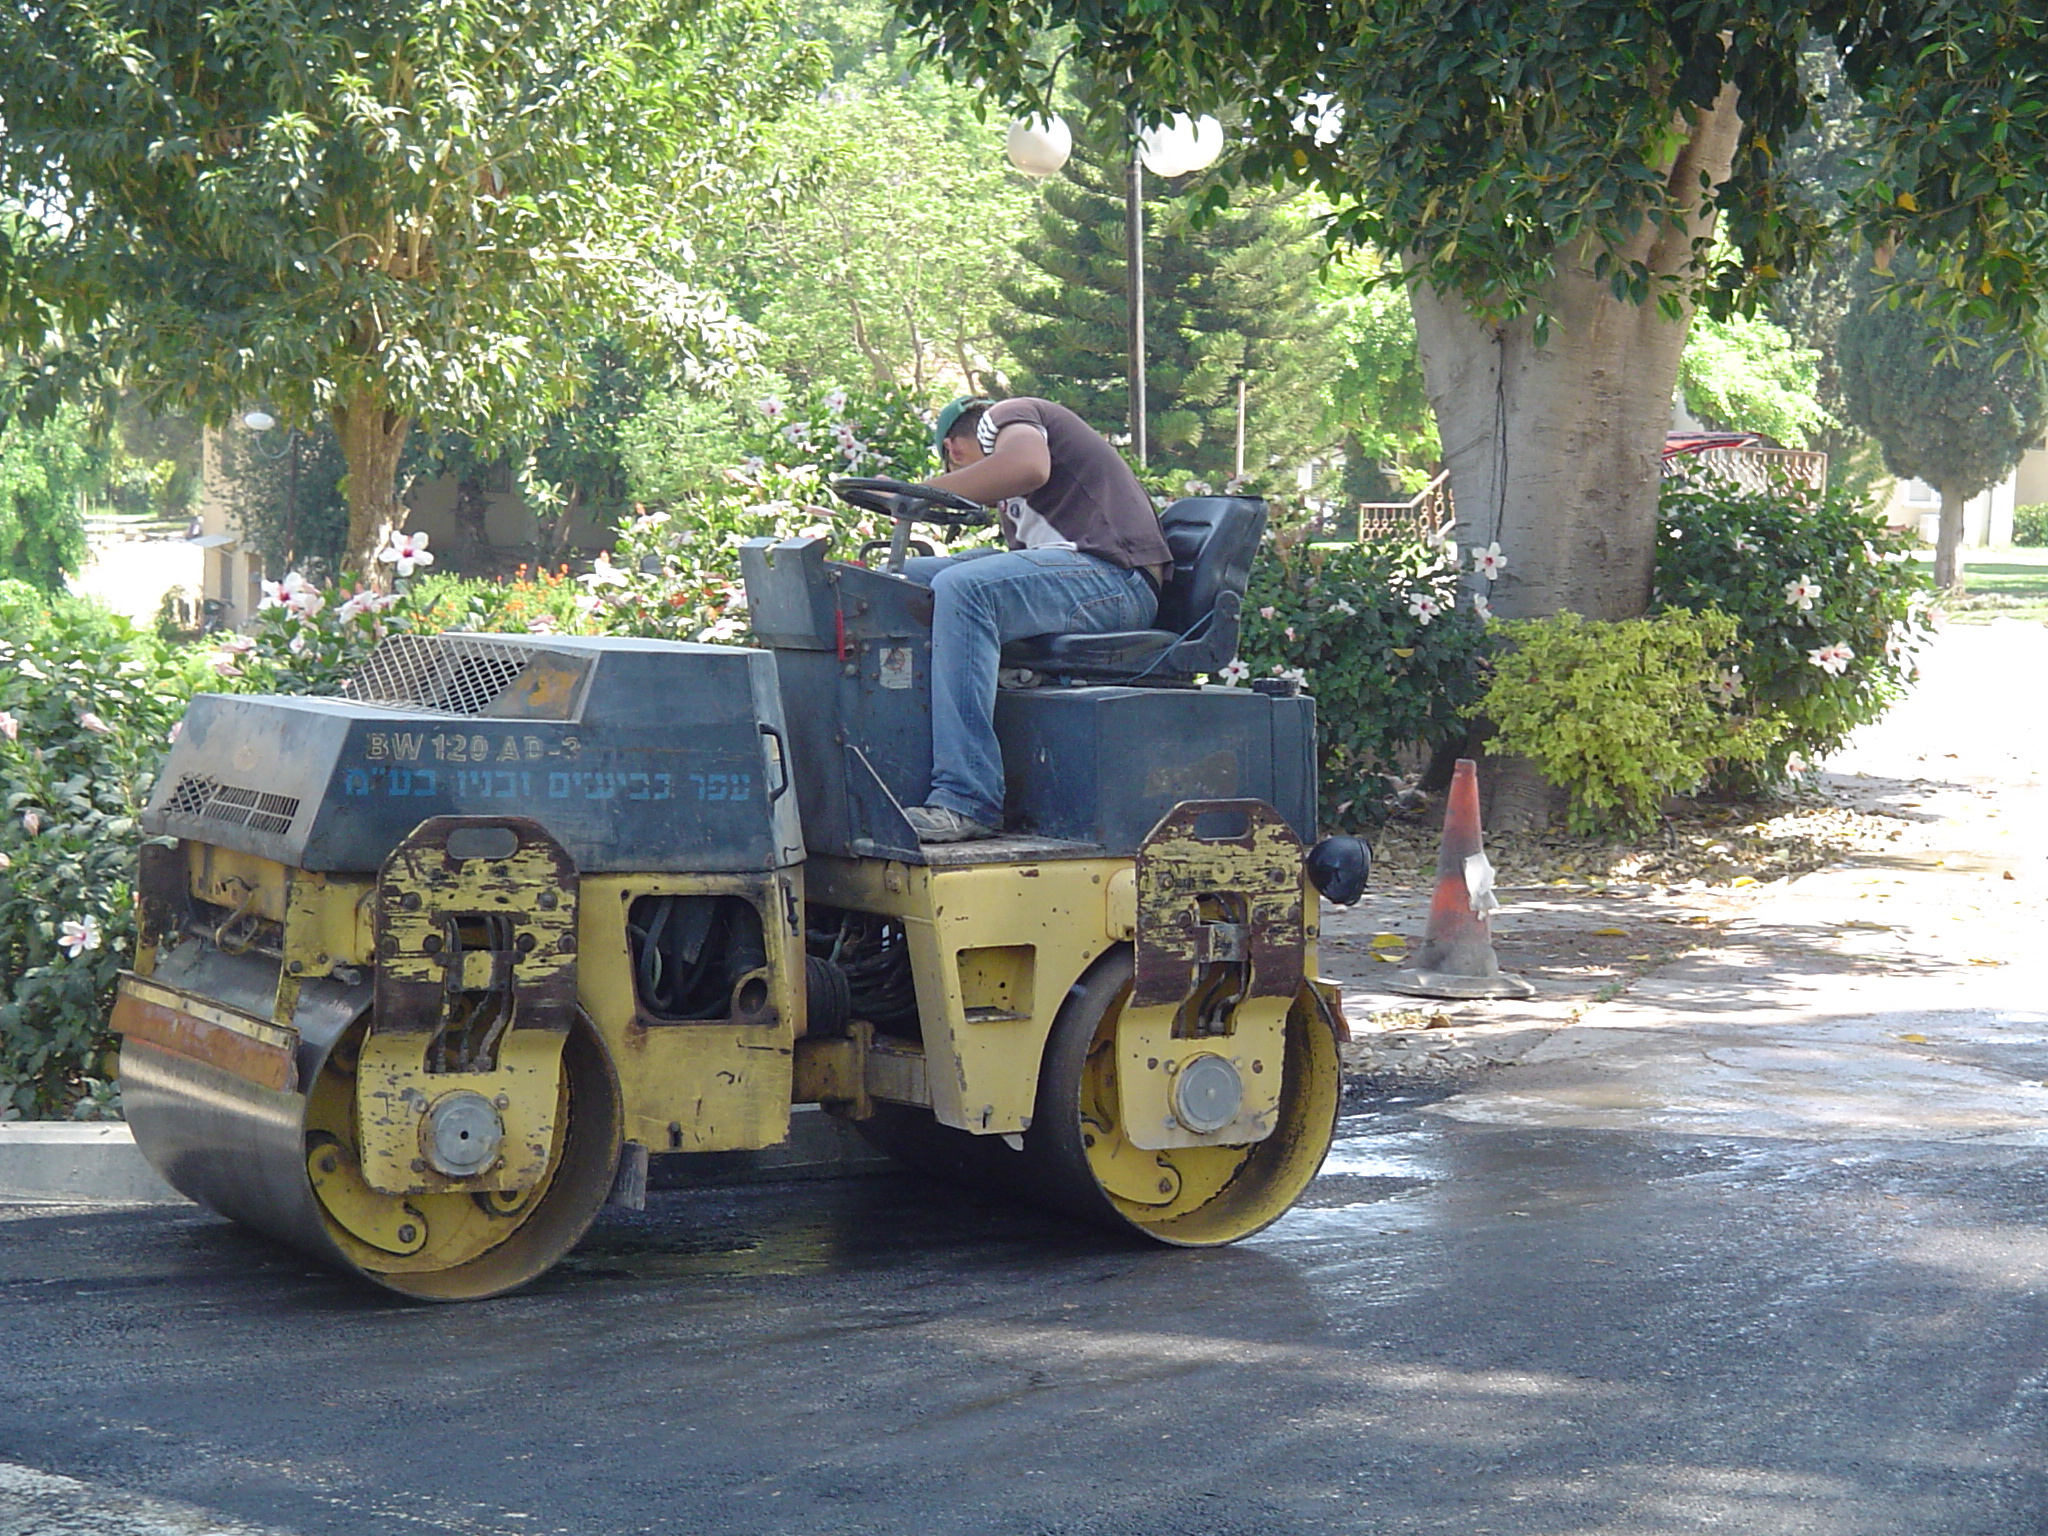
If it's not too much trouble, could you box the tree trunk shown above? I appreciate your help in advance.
[1935,482,1966,592]
[332,396,411,581]
[1410,85,1744,825]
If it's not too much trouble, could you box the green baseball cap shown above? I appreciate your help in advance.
[931,396,991,452]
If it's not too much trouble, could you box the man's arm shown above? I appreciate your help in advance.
[926,423,1051,504]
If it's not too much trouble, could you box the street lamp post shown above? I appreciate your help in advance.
[1007,110,1224,469]
[242,409,302,573]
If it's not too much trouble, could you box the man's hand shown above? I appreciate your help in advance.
[927,422,1051,505]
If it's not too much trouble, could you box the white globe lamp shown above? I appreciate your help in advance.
[1138,113,1225,178]
[241,409,276,433]
[1005,115,1073,178]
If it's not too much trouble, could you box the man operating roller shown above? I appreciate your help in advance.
[895,396,1171,844]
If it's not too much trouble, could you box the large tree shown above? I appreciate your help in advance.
[893,3,2048,623]
[0,0,820,571]
[1840,265,2048,591]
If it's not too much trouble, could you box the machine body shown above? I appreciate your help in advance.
[115,506,1350,1298]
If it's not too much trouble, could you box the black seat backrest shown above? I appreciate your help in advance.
[1154,496,1267,632]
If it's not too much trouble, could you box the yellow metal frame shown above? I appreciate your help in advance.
[575,871,803,1155]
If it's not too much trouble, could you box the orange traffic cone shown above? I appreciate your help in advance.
[1385,759,1534,1000]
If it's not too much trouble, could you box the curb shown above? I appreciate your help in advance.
[0,1107,892,1207]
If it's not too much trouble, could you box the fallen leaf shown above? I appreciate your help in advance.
[1897,1033,1929,1044]
[1591,927,1627,937]
[1969,957,2002,967]
[1369,933,1406,950]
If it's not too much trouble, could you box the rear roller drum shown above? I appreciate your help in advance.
[1016,948,1340,1245]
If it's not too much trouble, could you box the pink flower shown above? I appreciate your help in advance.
[78,712,111,735]
[1258,606,1276,621]
[0,710,17,741]
[1284,625,1297,642]
[168,720,183,745]
[375,531,435,578]
[1807,643,1854,677]
[22,809,42,836]
[1783,575,1821,612]
[1473,543,1507,581]
[57,915,102,957]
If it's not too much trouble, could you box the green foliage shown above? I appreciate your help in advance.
[2013,504,2048,548]
[0,0,827,565]
[730,77,1035,394]
[1002,79,1341,487]
[1322,251,1439,500]
[1238,536,1493,828]
[0,603,213,1118]
[1838,262,2048,506]
[1656,470,1933,790]
[1679,311,1829,448]
[1482,609,1778,837]
[0,402,92,590]
[898,2,2048,339]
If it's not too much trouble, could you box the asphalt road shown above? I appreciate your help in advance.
[5,1098,2046,1536]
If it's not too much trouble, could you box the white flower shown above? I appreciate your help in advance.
[1187,481,1212,497]
[1472,593,1492,621]
[1284,625,1297,642]
[1712,667,1743,702]
[58,916,102,958]
[1783,574,1821,612]
[1216,659,1251,686]
[0,710,17,741]
[1406,592,1441,624]
[759,396,785,418]
[1328,598,1357,618]
[22,809,41,836]
[1785,752,1810,775]
[1807,642,1854,677]
[375,531,435,577]
[0,851,9,871]
[1473,542,1507,581]
[168,720,183,745]
[259,570,320,613]
[580,553,630,589]
[77,712,111,735]
[1258,606,1277,621]
[823,389,847,413]
[572,594,604,617]
[1271,665,1308,685]
[525,613,559,634]
[1731,534,1752,554]
[701,615,746,643]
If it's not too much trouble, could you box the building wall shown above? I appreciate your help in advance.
[1877,442,2048,547]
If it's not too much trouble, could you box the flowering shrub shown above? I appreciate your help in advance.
[1656,470,1932,792]
[1235,534,1495,827]
[0,600,214,1118]
[1482,608,1780,835]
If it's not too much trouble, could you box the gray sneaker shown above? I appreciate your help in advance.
[904,804,997,844]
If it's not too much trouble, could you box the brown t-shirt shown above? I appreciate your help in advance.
[978,398,1172,578]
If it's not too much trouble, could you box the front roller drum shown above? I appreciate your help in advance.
[1015,948,1341,1245]
[121,997,621,1301]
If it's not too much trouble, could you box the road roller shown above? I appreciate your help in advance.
[114,481,1364,1299]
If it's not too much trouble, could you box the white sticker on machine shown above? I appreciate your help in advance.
[878,646,915,690]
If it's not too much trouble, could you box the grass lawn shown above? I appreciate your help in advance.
[1919,546,2048,624]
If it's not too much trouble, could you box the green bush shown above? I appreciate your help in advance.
[1482,608,1779,836]
[2014,503,2048,548]
[1238,534,1495,827]
[1656,470,1932,790]
[0,603,215,1118]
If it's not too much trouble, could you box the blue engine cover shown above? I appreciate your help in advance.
[143,634,804,874]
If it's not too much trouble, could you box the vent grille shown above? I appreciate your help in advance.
[340,634,536,716]
[163,775,301,837]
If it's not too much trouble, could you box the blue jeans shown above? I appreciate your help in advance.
[898,548,1158,828]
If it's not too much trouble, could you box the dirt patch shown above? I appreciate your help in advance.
[1325,784,1921,1089]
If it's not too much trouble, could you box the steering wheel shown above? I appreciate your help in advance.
[831,476,989,529]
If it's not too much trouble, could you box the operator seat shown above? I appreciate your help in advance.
[998,496,1266,684]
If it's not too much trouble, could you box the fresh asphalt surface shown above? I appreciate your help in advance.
[4,1100,2046,1536]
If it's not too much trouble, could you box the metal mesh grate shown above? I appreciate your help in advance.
[340,634,536,716]
[162,775,301,836]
